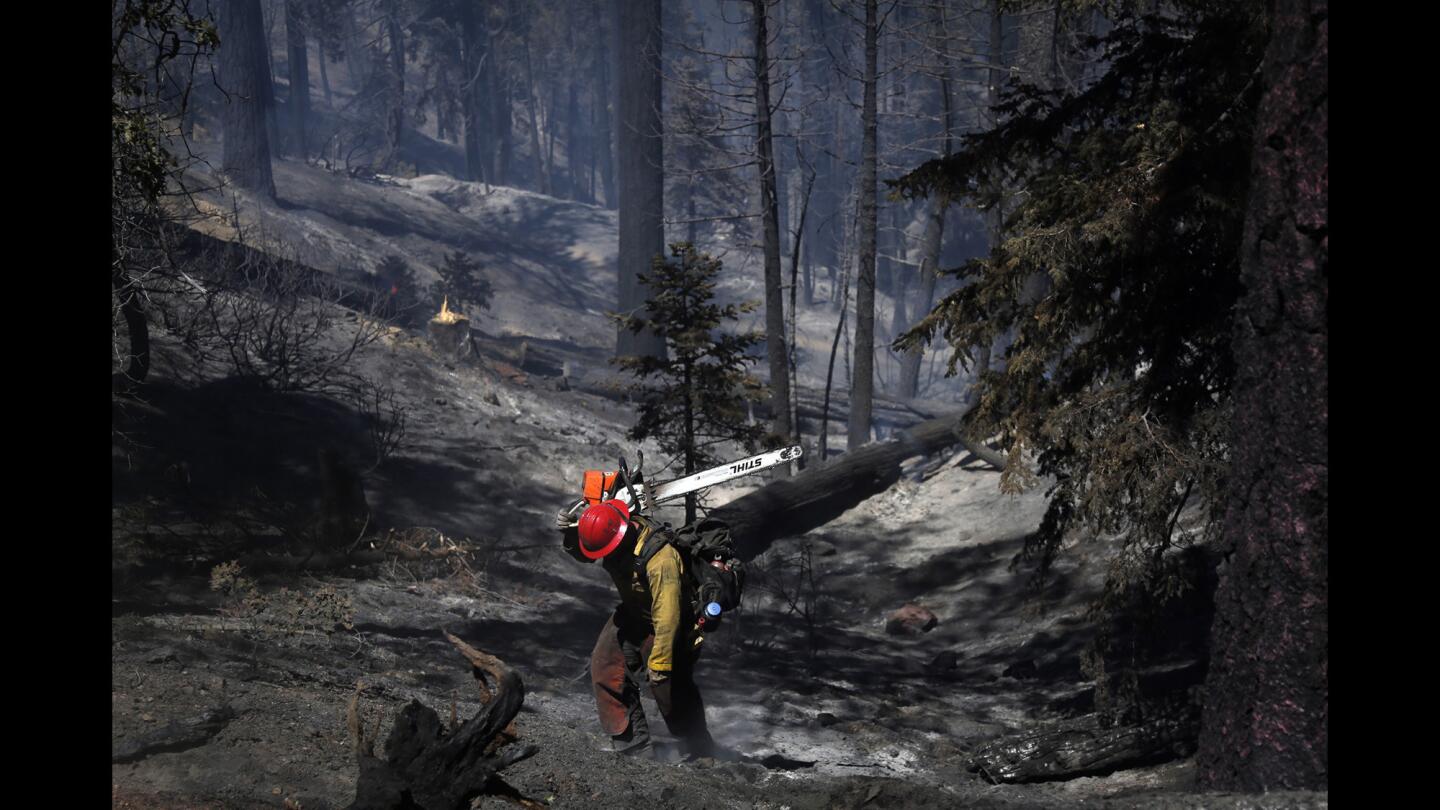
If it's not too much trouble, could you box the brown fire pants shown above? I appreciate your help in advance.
[590,607,715,757]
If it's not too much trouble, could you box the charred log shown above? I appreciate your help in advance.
[345,634,537,810]
[112,705,236,764]
[956,433,1006,471]
[716,407,974,559]
[969,708,1199,784]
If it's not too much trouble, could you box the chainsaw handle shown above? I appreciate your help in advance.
[617,455,643,514]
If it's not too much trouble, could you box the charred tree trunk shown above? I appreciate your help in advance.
[753,0,792,454]
[493,63,514,185]
[260,1,282,155]
[459,1,490,183]
[1196,0,1328,791]
[384,7,406,171]
[592,0,616,208]
[345,633,536,810]
[285,0,310,159]
[614,0,667,360]
[846,0,879,450]
[523,34,547,194]
[219,0,277,199]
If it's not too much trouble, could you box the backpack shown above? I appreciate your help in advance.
[635,517,745,626]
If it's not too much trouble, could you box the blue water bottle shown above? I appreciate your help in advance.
[699,601,723,630]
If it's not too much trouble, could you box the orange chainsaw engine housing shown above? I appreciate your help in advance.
[582,470,621,505]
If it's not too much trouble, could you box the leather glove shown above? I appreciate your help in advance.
[649,670,673,716]
[554,509,574,530]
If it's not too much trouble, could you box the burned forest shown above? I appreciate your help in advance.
[111,0,1327,808]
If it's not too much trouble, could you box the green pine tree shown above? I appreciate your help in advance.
[433,251,495,320]
[893,2,1263,590]
[890,1,1269,730]
[616,243,767,524]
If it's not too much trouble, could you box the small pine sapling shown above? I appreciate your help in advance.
[616,243,767,524]
[434,251,495,320]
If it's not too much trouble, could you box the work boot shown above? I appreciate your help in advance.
[610,729,654,758]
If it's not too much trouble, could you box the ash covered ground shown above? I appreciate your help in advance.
[113,153,1325,810]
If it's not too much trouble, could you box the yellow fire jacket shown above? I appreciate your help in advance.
[599,516,688,673]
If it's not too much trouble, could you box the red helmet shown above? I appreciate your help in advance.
[577,499,631,560]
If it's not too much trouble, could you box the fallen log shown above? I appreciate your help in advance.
[956,433,1007,471]
[112,705,236,764]
[968,710,1199,784]
[345,634,537,810]
[714,406,974,559]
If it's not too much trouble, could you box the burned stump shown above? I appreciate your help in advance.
[345,633,537,810]
[427,301,475,361]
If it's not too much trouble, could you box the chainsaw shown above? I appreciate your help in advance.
[559,445,803,524]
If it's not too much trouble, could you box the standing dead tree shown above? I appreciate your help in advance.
[345,632,537,810]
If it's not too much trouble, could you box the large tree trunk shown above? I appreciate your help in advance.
[1196,0,1328,791]
[493,62,513,185]
[591,0,616,208]
[260,2,282,155]
[219,0,276,199]
[384,7,406,171]
[522,34,547,194]
[846,0,878,450]
[284,0,309,159]
[459,1,490,183]
[753,0,793,455]
[614,0,667,360]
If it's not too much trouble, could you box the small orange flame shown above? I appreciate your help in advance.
[433,295,464,324]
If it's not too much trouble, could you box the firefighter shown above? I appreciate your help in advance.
[556,497,717,760]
